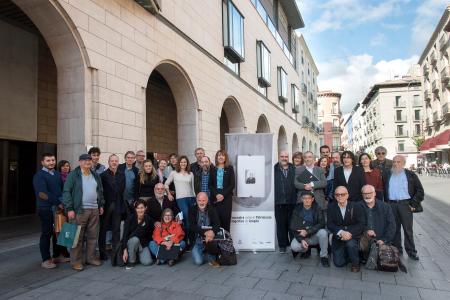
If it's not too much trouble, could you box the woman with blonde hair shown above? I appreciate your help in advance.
[134,159,159,202]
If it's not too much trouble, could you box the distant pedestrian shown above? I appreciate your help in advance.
[63,154,105,271]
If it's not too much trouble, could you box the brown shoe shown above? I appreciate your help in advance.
[72,263,84,271]
[351,265,360,272]
[41,259,57,269]
[87,259,102,266]
[208,261,220,268]
[53,255,70,263]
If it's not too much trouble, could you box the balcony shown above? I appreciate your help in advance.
[432,80,439,94]
[395,130,408,137]
[441,66,450,83]
[443,102,449,118]
[397,146,418,153]
[318,127,324,133]
[301,83,307,95]
[424,90,431,102]
[134,0,161,14]
[413,128,421,136]
[302,116,310,126]
[332,126,342,133]
[425,117,431,128]
[394,101,406,108]
[439,34,449,51]
[430,50,437,65]
[433,111,441,124]
[308,92,313,104]
[394,115,407,122]
[423,65,430,77]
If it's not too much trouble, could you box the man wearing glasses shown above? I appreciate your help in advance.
[359,185,396,262]
[327,186,366,272]
[372,146,393,171]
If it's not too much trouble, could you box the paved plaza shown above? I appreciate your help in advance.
[2,175,450,300]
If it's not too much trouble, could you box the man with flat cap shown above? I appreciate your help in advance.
[63,153,105,271]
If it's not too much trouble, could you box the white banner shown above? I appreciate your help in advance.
[226,133,275,251]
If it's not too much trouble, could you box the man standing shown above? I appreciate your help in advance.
[372,146,393,171]
[119,151,139,212]
[295,151,328,210]
[327,186,366,272]
[360,185,396,261]
[274,150,297,253]
[135,150,146,170]
[327,151,341,201]
[63,154,105,271]
[194,156,215,200]
[190,147,205,175]
[290,191,329,267]
[88,147,107,175]
[99,154,125,260]
[319,145,331,163]
[33,153,63,269]
[384,155,424,260]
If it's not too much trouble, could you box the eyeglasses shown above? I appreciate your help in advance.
[334,193,348,197]
[376,152,386,155]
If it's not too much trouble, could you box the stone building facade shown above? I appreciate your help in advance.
[0,0,319,217]
[317,90,342,152]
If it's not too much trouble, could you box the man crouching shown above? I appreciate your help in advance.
[290,191,330,267]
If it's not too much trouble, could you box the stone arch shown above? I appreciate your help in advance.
[220,96,245,149]
[13,0,89,163]
[146,60,199,158]
[292,133,299,154]
[277,126,288,156]
[302,137,307,152]
[309,140,313,152]
[256,114,270,133]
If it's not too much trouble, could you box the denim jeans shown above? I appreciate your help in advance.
[149,240,185,263]
[331,237,360,267]
[176,197,195,230]
[192,242,216,265]
[127,237,153,265]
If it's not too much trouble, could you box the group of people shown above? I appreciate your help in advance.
[33,147,234,270]
[33,143,425,273]
[274,145,424,272]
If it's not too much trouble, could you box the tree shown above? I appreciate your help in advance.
[411,136,425,151]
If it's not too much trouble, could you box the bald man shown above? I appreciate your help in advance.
[274,150,297,253]
[384,155,424,260]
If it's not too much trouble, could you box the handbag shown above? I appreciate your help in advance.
[57,221,81,248]
[54,210,67,233]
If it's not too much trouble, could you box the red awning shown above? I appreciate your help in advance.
[435,129,450,147]
[420,137,434,151]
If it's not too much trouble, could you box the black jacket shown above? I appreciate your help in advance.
[146,195,180,222]
[188,204,221,243]
[211,166,235,203]
[361,200,396,243]
[327,201,366,239]
[193,166,215,197]
[134,174,159,201]
[290,202,325,242]
[100,169,126,210]
[121,213,155,249]
[384,169,424,211]
[333,166,365,202]
[274,162,297,205]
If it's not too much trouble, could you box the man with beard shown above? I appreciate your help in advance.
[194,156,215,200]
[147,183,180,223]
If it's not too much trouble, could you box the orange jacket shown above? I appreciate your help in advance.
[152,221,185,245]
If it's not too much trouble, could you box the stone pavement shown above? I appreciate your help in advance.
[2,175,450,300]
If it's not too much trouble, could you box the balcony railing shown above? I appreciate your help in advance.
[394,115,407,122]
[425,117,431,127]
[302,116,310,125]
[394,101,406,108]
[423,65,430,77]
[301,83,307,95]
[424,90,431,102]
[443,102,449,117]
[331,126,341,133]
[439,34,449,51]
[430,50,437,65]
[397,146,418,153]
[432,80,439,93]
[395,130,408,137]
[433,111,441,124]
[308,92,313,103]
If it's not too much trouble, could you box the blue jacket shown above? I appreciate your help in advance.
[33,169,63,209]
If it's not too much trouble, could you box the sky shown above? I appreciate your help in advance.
[295,0,449,113]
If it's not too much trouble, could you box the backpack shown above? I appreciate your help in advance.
[377,244,400,272]
[365,241,378,270]
[217,230,237,265]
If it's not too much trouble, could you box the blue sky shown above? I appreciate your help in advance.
[295,0,449,113]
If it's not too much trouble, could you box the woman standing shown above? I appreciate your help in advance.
[57,160,71,184]
[292,152,304,168]
[156,159,168,184]
[318,157,330,178]
[212,150,235,232]
[333,151,365,202]
[358,153,384,200]
[164,156,195,231]
[122,199,154,269]
[134,159,159,202]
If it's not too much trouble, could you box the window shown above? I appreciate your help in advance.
[415,124,421,136]
[333,137,341,148]
[414,110,421,121]
[413,94,421,106]
[257,85,267,97]
[332,118,339,127]
[224,57,239,75]
[396,110,403,121]
[319,138,324,146]
[397,125,404,136]
[223,0,244,63]
[398,141,405,152]
[277,67,288,103]
[332,102,338,114]
[256,41,271,87]
[395,96,404,107]
[291,84,299,113]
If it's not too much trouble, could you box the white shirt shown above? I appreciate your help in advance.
[343,167,352,183]
[164,171,195,199]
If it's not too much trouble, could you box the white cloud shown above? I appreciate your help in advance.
[305,0,407,33]
[317,54,419,113]
[411,0,449,53]
[370,33,386,46]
